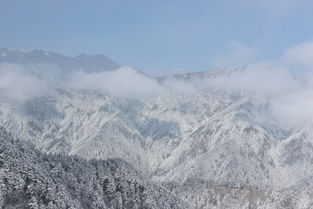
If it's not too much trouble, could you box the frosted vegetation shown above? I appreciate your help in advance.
[0,128,188,209]
[1,49,313,208]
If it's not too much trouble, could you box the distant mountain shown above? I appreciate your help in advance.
[0,128,189,209]
[1,55,313,208]
[158,67,245,82]
[0,48,121,73]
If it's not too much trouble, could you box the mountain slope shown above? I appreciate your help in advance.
[0,128,189,209]
[0,88,301,188]
[1,62,313,208]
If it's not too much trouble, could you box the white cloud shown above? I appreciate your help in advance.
[197,62,313,128]
[282,41,313,73]
[2,41,313,129]
[162,79,197,95]
[206,63,299,96]
[210,40,313,128]
[270,88,313,127]
[0,64,49,100]
[67,67,168,99]
[213,41,258,68]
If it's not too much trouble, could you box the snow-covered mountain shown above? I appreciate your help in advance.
[1,88,312,208]
[1,50,313,208]
[0,128,188,209]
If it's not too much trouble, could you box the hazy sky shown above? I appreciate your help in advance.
[1,0,313,74]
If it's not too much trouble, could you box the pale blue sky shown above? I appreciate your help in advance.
[1,0,313,74]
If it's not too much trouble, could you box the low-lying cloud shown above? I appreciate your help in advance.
[0,64,170,100]
[1,41,313,129]
[203,64,313,128]
[213,41,259,68]
[282,41,313,74]
[67,67,168,98]
[0,64,49,100]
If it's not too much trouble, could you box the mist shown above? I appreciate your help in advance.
[67,67,169,99]
[1,42,313,129]
[0,64,49,100]
[202,65,313,128]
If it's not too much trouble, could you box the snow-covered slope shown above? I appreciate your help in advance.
[2,86,313,208]
[1,55,313,208]
[0,87,306,186]
[0,128,189,209]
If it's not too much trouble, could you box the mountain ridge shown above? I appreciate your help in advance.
[0,48,121,73]
[1,50,313,208]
